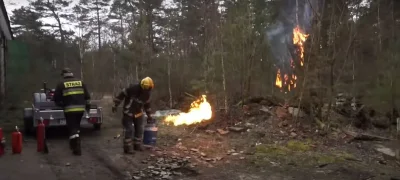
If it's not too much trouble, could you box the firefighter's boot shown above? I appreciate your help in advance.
[123,138,134,154]
[134,144,144,151]
[69,140,73,150]
[72,137,82,156]
[133,138,144,151]
[69,138,76,151]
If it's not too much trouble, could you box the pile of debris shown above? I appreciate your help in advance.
[174,142,225,165]
[237,95,311,119]
[131,154,194,180]
[235,94,398,131]
[334,93,398,130]
[130,141,232,180]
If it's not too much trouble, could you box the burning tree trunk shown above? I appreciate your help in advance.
[274,26,309,93]
[168,57,172,108]
[389,0,397,123]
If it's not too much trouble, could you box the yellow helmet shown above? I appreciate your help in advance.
[140,77,154,90]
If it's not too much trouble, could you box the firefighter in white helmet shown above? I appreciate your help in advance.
[54,68,91,156]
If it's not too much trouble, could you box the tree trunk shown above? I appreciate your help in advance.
[119,12,124,48]
[135,65,139,82]
[168,57,172,108]
[377,0,382,52]
[296,0,299,25]
[96,0,101,51]
[79,41,84,80]
[48,0,66,67]
[113,50,116,93]
[221,37,228,114]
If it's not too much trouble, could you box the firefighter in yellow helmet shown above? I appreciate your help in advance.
[112,77,154,154]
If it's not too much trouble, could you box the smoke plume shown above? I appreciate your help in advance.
[266,0,317,75]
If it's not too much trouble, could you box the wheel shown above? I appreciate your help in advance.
[23,108,34,136]
[93,123,101,131]
[24,116,34,136]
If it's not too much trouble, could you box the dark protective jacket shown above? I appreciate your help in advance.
[54,77,91,113]
[113,83,151,118]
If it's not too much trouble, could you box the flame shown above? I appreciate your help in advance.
[293,26,309,66]
[164,95,212,126]
[275,69,282,88]
[274,25,309,92]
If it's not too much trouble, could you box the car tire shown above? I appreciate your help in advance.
[24,116,34,136]
[93,124,101,131]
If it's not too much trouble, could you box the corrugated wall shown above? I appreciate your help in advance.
[0,35,4,104]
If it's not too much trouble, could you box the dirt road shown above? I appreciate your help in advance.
[0,142,57,180]
[43,127,129,180]
[0,125,301,180]
[0,126,287,180]
[0,126,131,180]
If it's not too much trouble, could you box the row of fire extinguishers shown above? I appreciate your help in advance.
[0,120,48,157]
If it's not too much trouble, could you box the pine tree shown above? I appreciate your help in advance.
[30,0,74,66]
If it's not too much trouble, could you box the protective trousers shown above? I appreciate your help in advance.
[122,114,144,154]
[65,112,83,156]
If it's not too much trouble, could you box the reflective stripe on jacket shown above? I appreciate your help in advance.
[63,87,85,96]
[64,105,86,112]
[113,83,151,118]
[54,77,90,113]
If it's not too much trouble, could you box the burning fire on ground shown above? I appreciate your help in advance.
[164,95,212,126]
[275,25,309,92]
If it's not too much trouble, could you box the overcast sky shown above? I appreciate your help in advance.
[5,0,84,32]
[5,0,30,12]
[4,0,175,32]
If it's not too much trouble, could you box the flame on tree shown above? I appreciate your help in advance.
[275,25,309,92]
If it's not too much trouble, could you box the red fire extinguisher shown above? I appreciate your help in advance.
[37,120,45,152]
[12,126,22,154]
[0,127,5,156]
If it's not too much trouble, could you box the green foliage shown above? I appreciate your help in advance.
[189,79,204,91]
[7,40,59,103]
[6,0,400,115]
[10,7,43,36]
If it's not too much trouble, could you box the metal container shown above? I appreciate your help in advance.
[143,123,158,146]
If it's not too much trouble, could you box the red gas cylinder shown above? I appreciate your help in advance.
[0,128,4,156]
[11,126,22,154]
[37,120,45,152]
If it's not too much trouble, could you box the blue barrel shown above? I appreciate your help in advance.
[143,123,158,146]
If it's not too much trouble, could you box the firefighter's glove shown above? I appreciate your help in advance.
[111,106,117,113]
[147,116,154,124]
[133,98,143,105]
[1,137,5,147]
